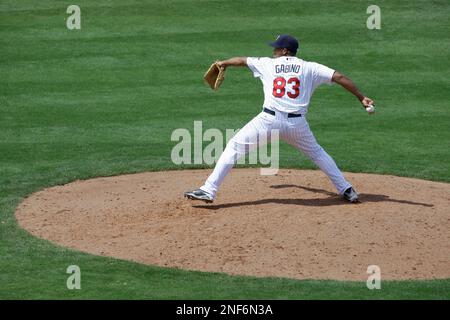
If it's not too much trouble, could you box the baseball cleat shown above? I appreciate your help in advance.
[184,189,214,203]
[342,187,359,203]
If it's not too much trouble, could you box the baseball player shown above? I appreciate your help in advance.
[185,35,374,203]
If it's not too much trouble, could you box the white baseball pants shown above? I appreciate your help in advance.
[200,110,352,198]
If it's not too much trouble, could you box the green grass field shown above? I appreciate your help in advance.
[1,0,449,299]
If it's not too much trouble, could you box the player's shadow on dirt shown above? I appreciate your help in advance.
[193,184,433,210]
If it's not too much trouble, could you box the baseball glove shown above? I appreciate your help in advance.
[204,61,226,90]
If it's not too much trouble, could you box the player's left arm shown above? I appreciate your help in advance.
[217,57,248,69]
[332,71,374,108]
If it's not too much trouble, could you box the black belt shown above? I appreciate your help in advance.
[263,108,302,118]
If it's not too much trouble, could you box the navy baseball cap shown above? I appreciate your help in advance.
[268,34,299,54]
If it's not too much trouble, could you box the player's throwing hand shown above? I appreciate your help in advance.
[361,97,374,108]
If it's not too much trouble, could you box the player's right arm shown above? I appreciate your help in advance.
[332,71,374,108]
[217,57,248,69]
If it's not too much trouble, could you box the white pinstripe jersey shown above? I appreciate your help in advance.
[247,56,335,114]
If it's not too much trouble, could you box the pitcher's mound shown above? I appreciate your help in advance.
[16,169,450,281]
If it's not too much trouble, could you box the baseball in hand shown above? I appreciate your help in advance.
[366,105,375,114]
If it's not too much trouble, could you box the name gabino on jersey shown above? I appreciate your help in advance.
[274,64,301,74]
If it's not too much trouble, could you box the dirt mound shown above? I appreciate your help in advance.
[15,169,450,281]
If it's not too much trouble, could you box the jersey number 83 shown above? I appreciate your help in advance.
[272,76,300,99]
